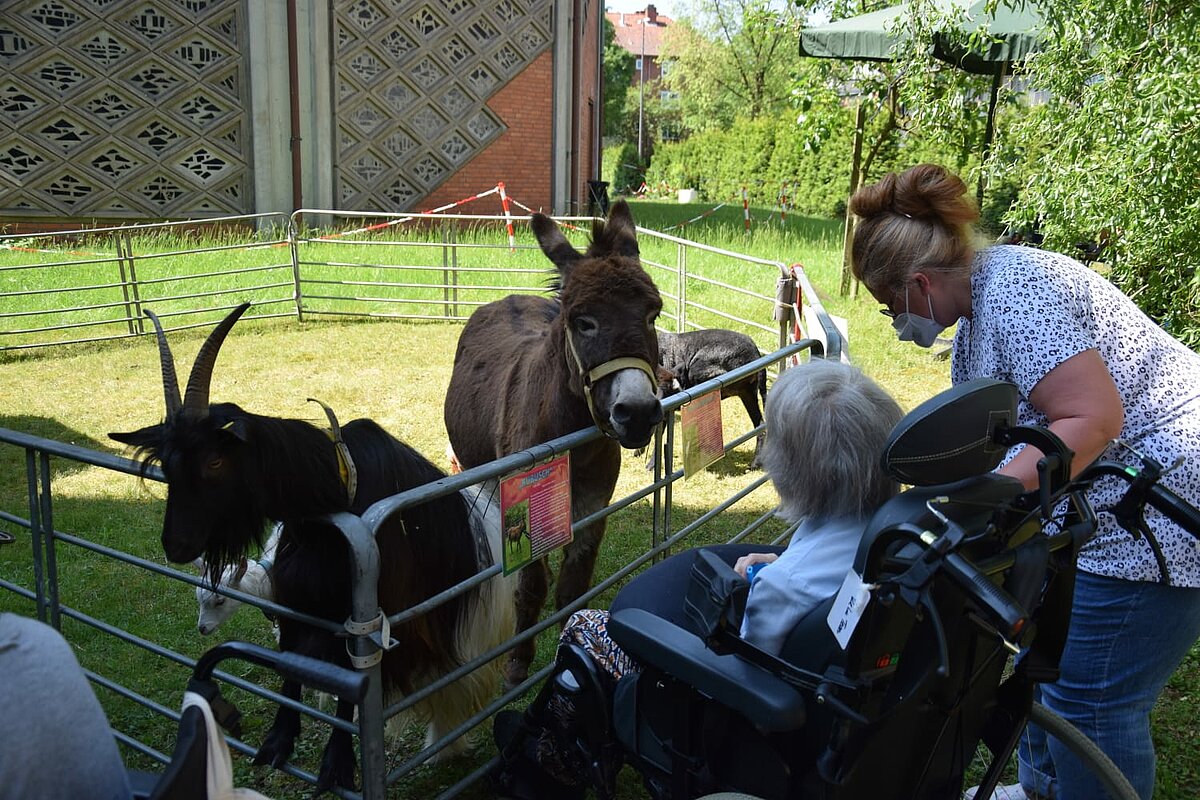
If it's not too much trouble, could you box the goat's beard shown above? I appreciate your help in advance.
[196,507,269,589]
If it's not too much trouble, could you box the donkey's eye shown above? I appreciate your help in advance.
[207,457,225,472]
[574,316,599,336]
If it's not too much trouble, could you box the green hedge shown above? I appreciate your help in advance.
[602,142,644,196]
[642,106,1022,231]
[644,109,855,217]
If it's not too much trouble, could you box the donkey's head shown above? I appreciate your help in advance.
[110,303,265,575]
[531,200,663,448]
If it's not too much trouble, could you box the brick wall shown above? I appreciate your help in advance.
[418,52,554,217]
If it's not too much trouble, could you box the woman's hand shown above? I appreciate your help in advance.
[733,552,779,579]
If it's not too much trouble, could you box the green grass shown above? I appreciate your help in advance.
[0,201,1195,798]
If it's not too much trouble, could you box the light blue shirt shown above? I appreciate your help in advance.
[739,514,867,655]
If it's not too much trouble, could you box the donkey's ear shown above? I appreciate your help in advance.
[604,199,639,259]
[531,213,581,272]
[109,424,164,449]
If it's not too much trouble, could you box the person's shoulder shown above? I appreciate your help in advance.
[977,245,1090,295]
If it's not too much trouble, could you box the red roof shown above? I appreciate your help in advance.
[606,7,672,58]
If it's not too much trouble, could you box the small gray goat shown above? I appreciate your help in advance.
[193,522,281,636]
[651,328,768,467]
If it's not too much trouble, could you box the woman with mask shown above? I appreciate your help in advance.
[849,163,1200,800]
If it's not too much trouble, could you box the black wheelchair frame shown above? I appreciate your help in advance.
[496,378,1200,800]
[127,641,368,800]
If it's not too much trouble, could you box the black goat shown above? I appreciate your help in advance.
[110,303,514,794]
[654,328,768,466]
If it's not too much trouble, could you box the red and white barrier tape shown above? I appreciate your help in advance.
[498,181,515,251]
[314,185,503,241]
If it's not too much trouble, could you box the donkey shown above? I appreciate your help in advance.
[110,303,515,794]
[656,328,768,466]
[444,199,663,685]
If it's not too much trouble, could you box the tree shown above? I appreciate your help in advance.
[603,17,636,138]
[1004,1,1200,346]
[886,0,1200,345]
[659,0,806,135]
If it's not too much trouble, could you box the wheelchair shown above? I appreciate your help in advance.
[496,377,1200,800]
[127,641,367,799]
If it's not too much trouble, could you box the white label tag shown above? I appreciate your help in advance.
[827,570,872,649]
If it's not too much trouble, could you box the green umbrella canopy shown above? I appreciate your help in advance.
[799,0,1044,75]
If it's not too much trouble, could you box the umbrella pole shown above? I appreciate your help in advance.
[977,62,1007,210]
[841,99,867,297]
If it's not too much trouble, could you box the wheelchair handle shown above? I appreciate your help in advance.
[1146,481,1200,538]
[194,641,370,703]
[1081,461,1200,540]
[941,549,1028,643]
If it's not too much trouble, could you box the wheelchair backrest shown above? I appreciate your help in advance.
[781,472,1026,677]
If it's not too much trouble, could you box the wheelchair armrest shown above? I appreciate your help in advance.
[609,608,805,733]
[192,641,369,704]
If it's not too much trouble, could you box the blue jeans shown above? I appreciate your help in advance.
[0,613,132,800]
[1018,571,1200,800]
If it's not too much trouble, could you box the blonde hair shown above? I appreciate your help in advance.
[848,164,981,297]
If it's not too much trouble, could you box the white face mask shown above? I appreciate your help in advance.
[892,287,947,348]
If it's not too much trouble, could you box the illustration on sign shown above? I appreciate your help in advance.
[499,454,572,575]
[680,389,725,476]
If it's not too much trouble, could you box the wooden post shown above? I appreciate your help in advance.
[839,99,866,297]
[978,62,1007,210]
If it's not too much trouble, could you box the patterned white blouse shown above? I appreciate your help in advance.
[951,245,1200,587]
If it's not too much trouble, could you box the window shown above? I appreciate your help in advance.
[635,57,643,71]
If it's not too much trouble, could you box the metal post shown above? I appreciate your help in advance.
[26,448,46,623]
[288,215,304,322]
[116,234,140,335]
[638,17,645,162]
[328,511,387,800]
[659,416,675,563]
[676,241,686,332]
[441,220,451,319]
[39,451,59,630]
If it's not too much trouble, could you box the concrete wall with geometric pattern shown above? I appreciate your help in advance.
[0,0,586,225]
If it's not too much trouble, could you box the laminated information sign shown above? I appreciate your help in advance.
[680,389,725,477]
[499,454,572,575]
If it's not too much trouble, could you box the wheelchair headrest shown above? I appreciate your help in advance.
[881,378,1018,486]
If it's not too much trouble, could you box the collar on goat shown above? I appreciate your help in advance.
[308,398,358,505]
[564,329,657,438]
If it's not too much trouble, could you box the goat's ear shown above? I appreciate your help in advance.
[220,418,248,442]
[109,424,163,449]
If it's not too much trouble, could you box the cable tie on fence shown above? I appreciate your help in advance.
[344,608,398,668]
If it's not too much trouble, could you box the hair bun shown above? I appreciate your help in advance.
[894,163,978,225]
[850,164,979,227]
[847,172,898,220]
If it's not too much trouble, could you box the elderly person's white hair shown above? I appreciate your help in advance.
[761,358,902,521]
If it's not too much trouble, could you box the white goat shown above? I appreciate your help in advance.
[193,523,281,636]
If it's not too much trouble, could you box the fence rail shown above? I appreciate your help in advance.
[0,210,841,360]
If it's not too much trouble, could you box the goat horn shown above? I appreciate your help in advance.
[182,302,251,415]
[143,309,182,416]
